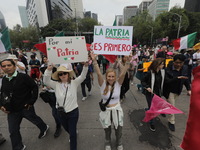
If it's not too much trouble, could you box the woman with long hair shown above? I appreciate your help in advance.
[141,58,166,131]
[91,52,130,150]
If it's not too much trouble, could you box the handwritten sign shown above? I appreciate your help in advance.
[93,26,133,55]
[143,62,152,72]
[46,36,88,64]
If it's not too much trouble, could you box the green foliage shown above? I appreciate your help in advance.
[9,24,39,49]
[40,18,76,38]
[78,17,99,32]
[125,7,200,45]
[125,11,155,45]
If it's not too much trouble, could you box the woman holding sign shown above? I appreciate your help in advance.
[43,62,88,150]
[90,52,130,150]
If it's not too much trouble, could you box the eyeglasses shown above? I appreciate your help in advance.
[58,72,68,76]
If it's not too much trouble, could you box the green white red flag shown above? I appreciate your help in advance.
[172,32,197,50]
[0,27,12,53]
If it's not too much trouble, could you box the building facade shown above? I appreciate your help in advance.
[26,0,72,28]
[115,15,123,26]
[139,0,153,13]
[18,6,29,28]
[184,0,200,12]
[0,11,6,30]
[148,0,170,20]
[68,0,84,18]
[123,6,138,24]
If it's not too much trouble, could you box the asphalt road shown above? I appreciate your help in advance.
[0,52,190,150]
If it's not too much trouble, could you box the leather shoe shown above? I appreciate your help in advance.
[54,127,61,138]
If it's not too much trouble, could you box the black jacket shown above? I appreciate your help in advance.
[164,62,191,98]
[0,73,38,112]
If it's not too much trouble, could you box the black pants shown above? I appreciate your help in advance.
[120,73,130,99]
[81,80,92,97]
[48,98,62,129]
[8,106,47,150]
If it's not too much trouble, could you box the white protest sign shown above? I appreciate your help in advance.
[93,26,133,55]
[46,36,88,64]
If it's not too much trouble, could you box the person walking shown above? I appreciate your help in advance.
[0,59,49,150]
[39,56,62,138]
[76,61,93,101]
[141,58,167,131]
[91,52,130,150]
[43,62,88,150]
[164,54,191,131]
[113,56,130,102]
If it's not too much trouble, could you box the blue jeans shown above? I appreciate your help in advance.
[7,106,47,150]
[58,108,79,150]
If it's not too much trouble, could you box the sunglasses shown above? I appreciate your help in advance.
[58,72,68,76]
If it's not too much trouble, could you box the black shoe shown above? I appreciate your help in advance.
[0,138,6,145]
[54,127,61,138]
[149,124,156,132]
[161,114,166,117]
[168,122,175,131]
[38,125,49,139]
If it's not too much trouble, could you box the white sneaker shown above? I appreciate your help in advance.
[82,97,87,101]
[117,145,123,150]
[131,82,134,85]
[105,145,111,150]
[88,91,92,96]
[21,145,26,150]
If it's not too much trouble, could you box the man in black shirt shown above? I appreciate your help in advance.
[165,54,191,132]
[0,59,48,150]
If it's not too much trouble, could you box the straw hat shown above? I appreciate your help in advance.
[7,54,18,60]
[52,66,75,81]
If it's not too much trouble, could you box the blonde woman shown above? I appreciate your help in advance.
[90,52,130,150]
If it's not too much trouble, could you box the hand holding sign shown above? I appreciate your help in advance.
[46,36,88,64]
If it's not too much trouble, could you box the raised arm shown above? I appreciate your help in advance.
[90,52,104,86]
[118,56,131,85]
[43,65,56,89]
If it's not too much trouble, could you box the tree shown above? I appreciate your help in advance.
[78,17,99,32]
[125,11,155,45]
[9,25,39,49]
[40,18,76,37]
[155,7,189,40]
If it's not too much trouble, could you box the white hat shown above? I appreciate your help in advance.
[7,54,18,60]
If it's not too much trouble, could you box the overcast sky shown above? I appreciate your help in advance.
[0,0,185,29]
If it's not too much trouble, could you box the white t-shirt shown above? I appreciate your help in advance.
[100,81,121,105]
[16,61,26,74]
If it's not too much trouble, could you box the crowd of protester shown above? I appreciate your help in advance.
[0,45,199,150]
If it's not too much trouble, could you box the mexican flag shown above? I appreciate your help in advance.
[0,27,12,53]
[172,32,197,50]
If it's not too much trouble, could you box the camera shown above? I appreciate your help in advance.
[57,106,65,113]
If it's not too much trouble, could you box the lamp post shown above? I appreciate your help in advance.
[148,26,153,46]
[170,12,182,38]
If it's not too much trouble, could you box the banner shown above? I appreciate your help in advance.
[93,26,133,55]
[143,94,183,122]
[46,36,88,64]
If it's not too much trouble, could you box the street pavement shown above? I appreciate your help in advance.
[0,52,190,150]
